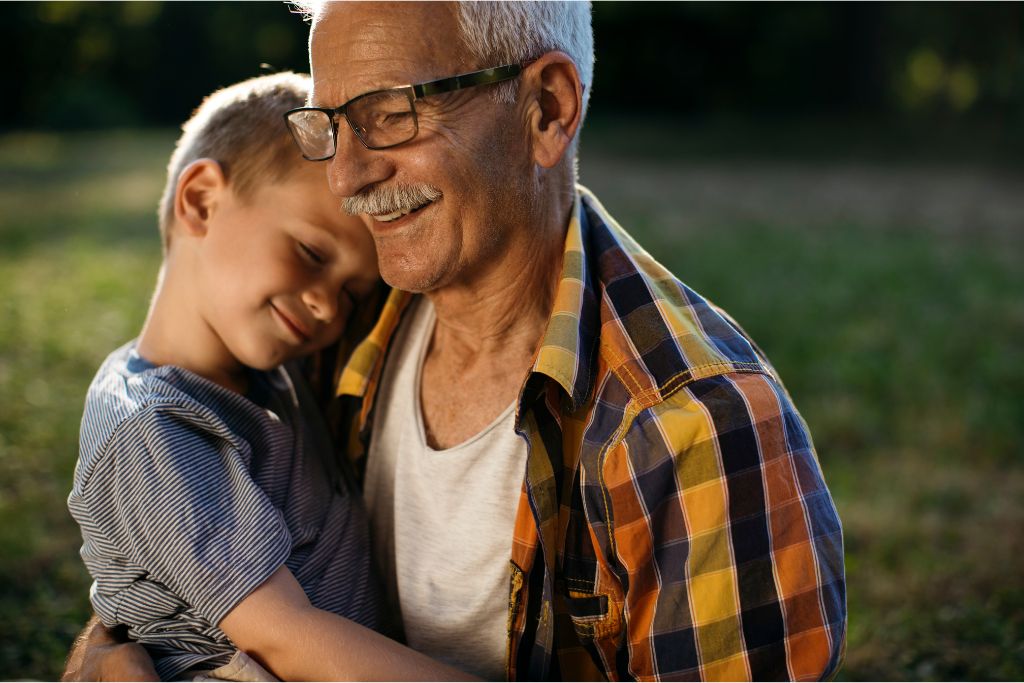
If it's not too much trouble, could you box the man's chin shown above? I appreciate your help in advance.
[370,214,457,293]
[376,257,448,294]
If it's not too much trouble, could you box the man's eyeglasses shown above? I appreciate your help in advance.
[284,63,525,160]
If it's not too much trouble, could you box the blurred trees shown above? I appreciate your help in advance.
[2,1,1022,130]
[592,3,1021,120]
[4,2,311,130]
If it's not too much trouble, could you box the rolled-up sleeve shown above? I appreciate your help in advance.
[82,401,293,626]
[604,371,846,680]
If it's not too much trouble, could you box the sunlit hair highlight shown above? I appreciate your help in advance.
[456,2,593,116]
[292,1,594,121]
[157,72,311,253]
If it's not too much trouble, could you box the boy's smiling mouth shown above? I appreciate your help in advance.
[271,303,311,343]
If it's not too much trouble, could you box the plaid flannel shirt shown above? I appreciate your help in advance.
[333,186,846,680]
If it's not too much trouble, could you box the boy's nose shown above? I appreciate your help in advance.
[302,285,338,324]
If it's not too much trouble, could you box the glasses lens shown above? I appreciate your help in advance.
[346,89,417,149]
[285,109,335,160]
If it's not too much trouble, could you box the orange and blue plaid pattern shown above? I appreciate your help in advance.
[334,186,846,680]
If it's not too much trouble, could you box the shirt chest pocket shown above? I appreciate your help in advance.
[557,578,622,641]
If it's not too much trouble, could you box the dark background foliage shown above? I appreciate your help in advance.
[3,2,1023,138]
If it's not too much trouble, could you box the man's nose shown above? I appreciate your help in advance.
[327,121,393,200]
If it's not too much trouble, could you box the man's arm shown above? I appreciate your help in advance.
[62,615,158,682]
[605,372,846,679]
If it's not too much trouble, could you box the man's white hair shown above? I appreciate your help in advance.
[295,1,594,121]
[456,1,593,120]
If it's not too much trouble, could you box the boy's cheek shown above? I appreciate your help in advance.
[310,318,348,355]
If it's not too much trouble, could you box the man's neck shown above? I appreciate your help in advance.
[415,182,573,449]
[425,192,570,363]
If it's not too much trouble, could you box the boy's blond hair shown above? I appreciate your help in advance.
[157,71,312,252]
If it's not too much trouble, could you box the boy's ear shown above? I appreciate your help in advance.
[173,159,228,238]
[522,51,583,169]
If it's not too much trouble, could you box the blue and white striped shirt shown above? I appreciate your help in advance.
[69,341,383,680]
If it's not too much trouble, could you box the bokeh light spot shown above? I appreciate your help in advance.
[947,65,979,112]
[908,48,945,96]
[121,2,161,27]
[38,2,82,24]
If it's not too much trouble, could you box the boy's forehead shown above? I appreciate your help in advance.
[268,162,358,235]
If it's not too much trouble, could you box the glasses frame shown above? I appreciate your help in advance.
[284,63,527,160]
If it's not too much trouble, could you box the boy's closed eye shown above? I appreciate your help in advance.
[298,241,327,266]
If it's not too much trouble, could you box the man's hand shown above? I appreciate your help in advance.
[62,615,159,682]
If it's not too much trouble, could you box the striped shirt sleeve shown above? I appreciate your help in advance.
[81,400,293,626]
[606,372,845,680]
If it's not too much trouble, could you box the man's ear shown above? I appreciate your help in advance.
[173,159,228,238]
[523,51,583,169]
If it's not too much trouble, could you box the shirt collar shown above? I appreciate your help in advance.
[335,185,770,420]
[331,194,598,409]
[335,285,413,431]
[531,185,772,412]
[525,189,599,411]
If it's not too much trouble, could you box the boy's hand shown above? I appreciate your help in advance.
[62,616,159,682]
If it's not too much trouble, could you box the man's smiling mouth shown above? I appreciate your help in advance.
[372,198,436,223]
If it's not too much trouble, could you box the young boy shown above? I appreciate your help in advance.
[67,73,470,682]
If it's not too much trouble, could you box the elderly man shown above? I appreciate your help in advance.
[297,1,845,679]
[66,2,845,680]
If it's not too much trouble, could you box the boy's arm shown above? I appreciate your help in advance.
[220,566,478,682]
[62,615,158,682]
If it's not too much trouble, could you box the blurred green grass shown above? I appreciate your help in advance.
[1,129,1022,680]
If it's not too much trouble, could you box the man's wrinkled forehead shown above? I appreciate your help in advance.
[309,1,470,108]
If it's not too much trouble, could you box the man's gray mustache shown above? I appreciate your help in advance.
[342,183,443,217]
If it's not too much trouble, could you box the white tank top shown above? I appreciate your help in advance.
[363,296,527,681]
